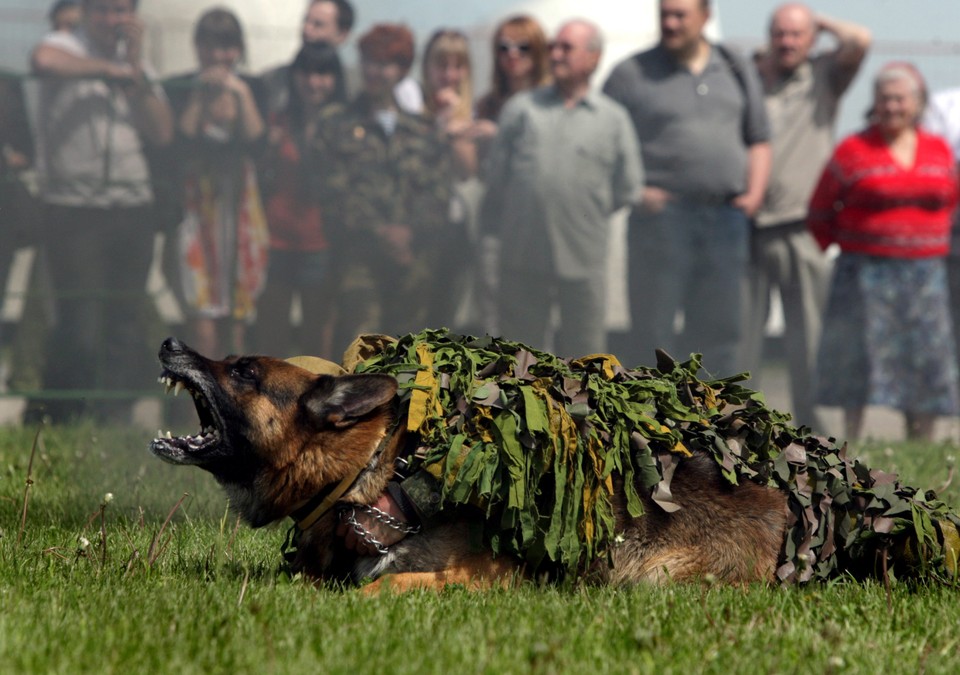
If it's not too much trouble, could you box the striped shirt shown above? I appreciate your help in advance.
[807,125,958,257]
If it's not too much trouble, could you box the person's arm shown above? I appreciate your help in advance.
[611,107,645,212]
[176,84,206,139]
[230,74,265,143]
[446,124,479,180]
[817,14,872,94]
[478,95,525,234]
[306,106,355,235]
[117,15,172,147]
[178,70,263,144]
[33,24,172,147]
[433,88,479,179]
[125,73,173,147]
[733,47,772,217]
[806,153,844,250]
[32,42,131,80]
[733,141,772,217]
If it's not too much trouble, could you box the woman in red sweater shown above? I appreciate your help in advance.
[808,62,959,441]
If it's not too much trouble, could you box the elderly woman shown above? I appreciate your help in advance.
[808,62,959,441]
[310,24,452,351]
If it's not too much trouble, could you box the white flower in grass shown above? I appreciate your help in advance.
[946,455,956,469]
[78,536,90,551]
[103,492,114,504]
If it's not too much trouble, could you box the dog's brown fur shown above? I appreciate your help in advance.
[150,337,788,589]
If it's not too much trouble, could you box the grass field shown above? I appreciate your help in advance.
[2,422,960,674]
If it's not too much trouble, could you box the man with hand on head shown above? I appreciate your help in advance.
[744,4,871,432]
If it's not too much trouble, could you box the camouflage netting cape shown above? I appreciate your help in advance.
[347,329,960,583]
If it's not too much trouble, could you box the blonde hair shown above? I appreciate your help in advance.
[422,29,473,124]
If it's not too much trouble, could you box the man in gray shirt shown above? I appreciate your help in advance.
[484,19,643,357]
[603,0,770,374]
[745,5,870,431]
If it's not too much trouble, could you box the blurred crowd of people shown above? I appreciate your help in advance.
[2,0,960,441]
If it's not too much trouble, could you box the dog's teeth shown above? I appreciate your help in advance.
[165,430,173,439]
[174,382,184,397]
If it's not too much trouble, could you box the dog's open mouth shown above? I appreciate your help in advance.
[150,369,224,464]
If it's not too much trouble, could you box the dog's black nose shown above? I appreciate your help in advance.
[160,337,186,356]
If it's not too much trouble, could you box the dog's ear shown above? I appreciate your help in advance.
[301,374,398,428]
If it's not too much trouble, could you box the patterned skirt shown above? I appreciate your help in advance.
[816,253,959,415]
[178,159,269,320]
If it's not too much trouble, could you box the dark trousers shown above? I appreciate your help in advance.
[37,204,155,420]
[253,249,333,359]
[617,202,749,375]
[332,248,434,356]
[741,221,830,431]
[498,266,607,358]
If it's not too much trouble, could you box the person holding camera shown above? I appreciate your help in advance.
[163,8,269,359]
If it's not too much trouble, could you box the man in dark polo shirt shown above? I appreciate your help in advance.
[603,0,770,375]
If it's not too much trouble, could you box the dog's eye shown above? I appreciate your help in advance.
[231,360,258,383]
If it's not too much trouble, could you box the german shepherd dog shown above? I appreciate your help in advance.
[149,336,957,590]
[149,336,795,590]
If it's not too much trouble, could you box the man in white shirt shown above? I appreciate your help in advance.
[745,5,870,432]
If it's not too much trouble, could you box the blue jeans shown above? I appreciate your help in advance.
[623,202,749,376]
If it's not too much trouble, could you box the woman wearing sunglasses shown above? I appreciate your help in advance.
[475,15,551,124]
